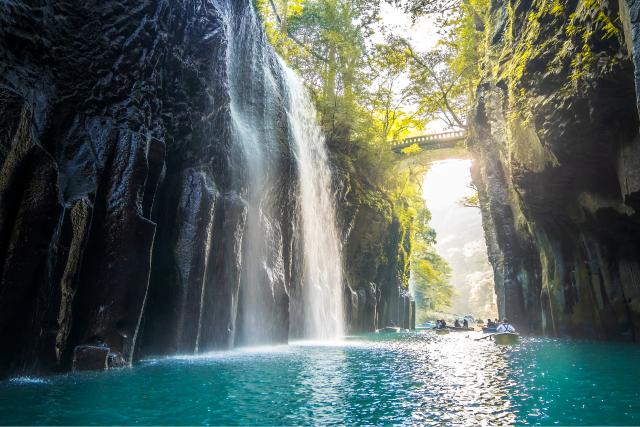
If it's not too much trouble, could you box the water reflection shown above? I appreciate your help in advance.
[338,332,517,425]
[408,336,516,425]
[296,342,348,424]
[0,332,639,425]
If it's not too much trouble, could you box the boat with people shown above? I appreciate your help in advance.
[492,318,519,344]
[493,332,520,345]
[482,318,500,333]
[431,318,475,333]
[433,319,450,334]
[475,318,520,344]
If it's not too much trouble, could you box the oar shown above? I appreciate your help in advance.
[475,333,496,341]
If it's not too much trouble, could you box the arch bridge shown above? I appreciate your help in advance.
[391,130,467,152]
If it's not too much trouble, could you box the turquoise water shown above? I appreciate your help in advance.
[1,332,639,425]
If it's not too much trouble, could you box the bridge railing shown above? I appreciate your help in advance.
[391,130,467,148]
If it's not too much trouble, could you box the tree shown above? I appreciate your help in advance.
[257,0,457,320]
[259,0,380,138]
[384,0,488,130]
[389,0,465,19]
[412,248,453,314]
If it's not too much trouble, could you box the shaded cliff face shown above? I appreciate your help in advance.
[0,0,351,377]
[332,147,415,333]
[470,0,640,339]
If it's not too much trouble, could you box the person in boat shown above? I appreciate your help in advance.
[454,319,461,328]
[463,318,469,328]
[496,318,515,333]
[486,319,494,328]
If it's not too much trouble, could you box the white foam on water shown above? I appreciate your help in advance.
[8,376,50,385]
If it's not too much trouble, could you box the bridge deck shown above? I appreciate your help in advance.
[391,130,467,151]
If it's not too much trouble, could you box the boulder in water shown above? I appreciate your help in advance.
[72,345,109,372]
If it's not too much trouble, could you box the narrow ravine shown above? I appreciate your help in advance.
[421,159,497,320]
[3,0,640,425]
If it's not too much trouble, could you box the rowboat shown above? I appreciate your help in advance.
[493,332,520,345]
[482,327,497,333]
[435,329,450,335]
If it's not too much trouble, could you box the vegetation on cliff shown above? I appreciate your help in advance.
[467,0,640,337]
[254,0,491,318]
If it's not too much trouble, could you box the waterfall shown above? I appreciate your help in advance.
[223,2,286,345]
[221,1,344,344]
[281,64,345,340]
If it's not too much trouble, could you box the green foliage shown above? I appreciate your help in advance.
[401,143,422,155]
[461,192,479,207]
[412,247,453,317]
[257,0,455,313]
[258,0,380,139]
[490,0,625,122]
[385,0,488,128]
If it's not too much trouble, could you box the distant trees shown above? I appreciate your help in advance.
[410,206,454,316]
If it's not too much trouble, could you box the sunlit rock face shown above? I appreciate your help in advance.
[470,0,640,340]
[0,0,354,377]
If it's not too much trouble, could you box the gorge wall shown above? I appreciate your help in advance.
[332,146,415,334]
[471,0,640,340]
[0,0,409,377]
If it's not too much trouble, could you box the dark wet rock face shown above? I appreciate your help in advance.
[0,0,410,378]
[0,0,298,377]
[72,346,109,372]
[471,0,640,340]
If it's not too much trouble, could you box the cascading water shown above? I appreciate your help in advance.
[221,1,343,343]
[282,64,345,340]
[222,2,287,345]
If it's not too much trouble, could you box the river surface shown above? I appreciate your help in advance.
[1,332,639,425]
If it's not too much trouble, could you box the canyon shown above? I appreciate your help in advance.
[0,0,413,377]
[470,0,640,340]
[2,0,640,380]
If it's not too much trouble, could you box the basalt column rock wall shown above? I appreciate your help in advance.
[332,150,415,333]
[0,0,303,377]
[470,0,640,340]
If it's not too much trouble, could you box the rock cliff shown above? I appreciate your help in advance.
[471,0,640,340]
[0,0,411,377]
[0,0,274,376]
[332,145,415,333]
